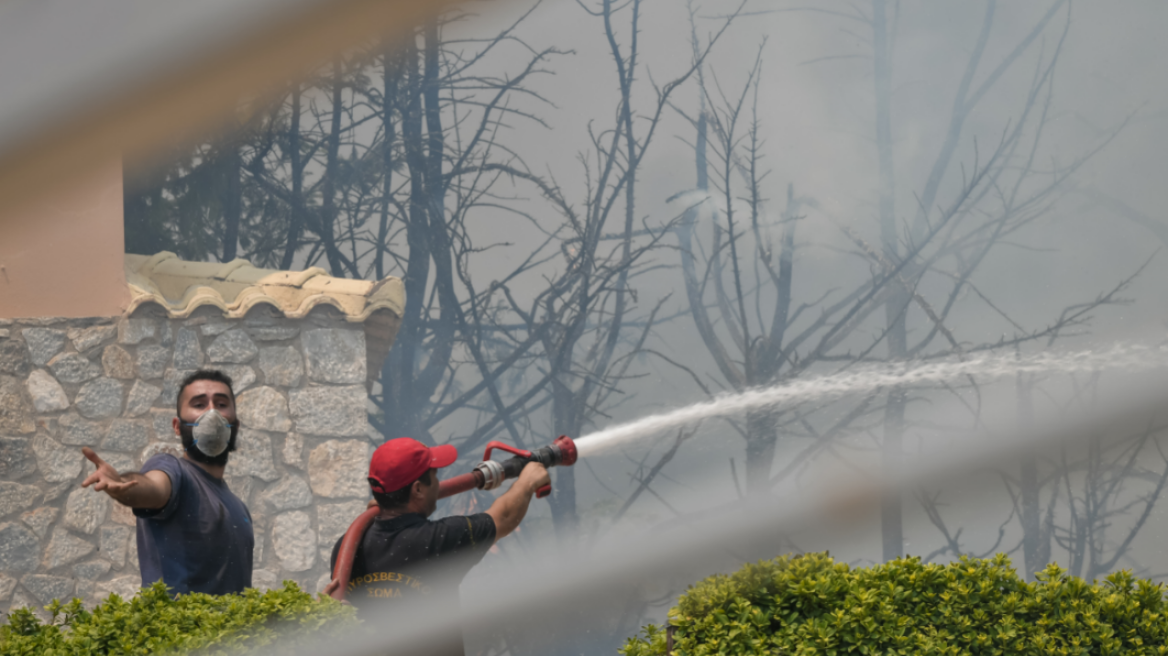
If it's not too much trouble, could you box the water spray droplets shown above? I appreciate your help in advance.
[574,343,1168,457]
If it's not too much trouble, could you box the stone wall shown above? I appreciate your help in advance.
[0,304,377,615]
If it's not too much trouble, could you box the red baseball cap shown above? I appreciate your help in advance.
[368,437,458,494]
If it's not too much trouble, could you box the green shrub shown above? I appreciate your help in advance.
[0,581,358,656]
[621,553,1168,656]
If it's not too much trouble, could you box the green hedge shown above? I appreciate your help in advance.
[621,553,1168,656]
[0,581,357,656]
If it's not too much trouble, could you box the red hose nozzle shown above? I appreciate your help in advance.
[552,435,577,467]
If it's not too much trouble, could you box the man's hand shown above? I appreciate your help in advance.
[516,461,550,495]
[320,578,351,604]
[82,447,139,498]
[81,447,171,509]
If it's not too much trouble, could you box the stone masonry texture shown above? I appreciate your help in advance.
[0,310,376,617]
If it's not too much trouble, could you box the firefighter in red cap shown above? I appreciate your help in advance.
[328,437,549,654]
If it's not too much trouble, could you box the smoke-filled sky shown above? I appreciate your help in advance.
[461,0,1168,330]
[442,0,1167,366]
[425,0,1168,584]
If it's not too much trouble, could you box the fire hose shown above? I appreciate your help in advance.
[328,436,577,601]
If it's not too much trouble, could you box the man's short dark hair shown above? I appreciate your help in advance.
[176,369,236,417]
[371,469,434,509]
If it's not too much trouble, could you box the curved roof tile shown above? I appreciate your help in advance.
[125,252,404,322]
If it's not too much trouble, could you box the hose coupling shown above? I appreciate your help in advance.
[474,459,507,490]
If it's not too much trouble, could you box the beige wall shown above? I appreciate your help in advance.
[0,159,127,319]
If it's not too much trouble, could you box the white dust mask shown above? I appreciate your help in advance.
[188,409,235,457]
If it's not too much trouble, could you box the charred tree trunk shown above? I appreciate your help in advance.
[220,139,242,262]
[383,37,432,443]
[548,377,581,537]
[413,16,457,429]
[745,412,776,492]
[281,84,305,270]
[874,0,906,562]
[380,22,459,445]
[419,16,458,403]
[375,46,398,281]
[1016,370,1049,580]
[320,58,347,277]
[679,109,743,389]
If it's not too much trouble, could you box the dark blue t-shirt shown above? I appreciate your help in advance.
[134,453,253,596]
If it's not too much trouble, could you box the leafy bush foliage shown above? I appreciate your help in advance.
[622,553,1168,656]
[0,581,357,656]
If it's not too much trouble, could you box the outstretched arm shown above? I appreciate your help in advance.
[484,462,550,542]
[81,447,171,509]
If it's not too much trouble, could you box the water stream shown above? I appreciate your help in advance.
[574,343,1168,457]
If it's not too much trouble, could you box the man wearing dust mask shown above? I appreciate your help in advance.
[81,369,253,595]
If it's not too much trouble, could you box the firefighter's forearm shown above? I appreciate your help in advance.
[485,479,536,541]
